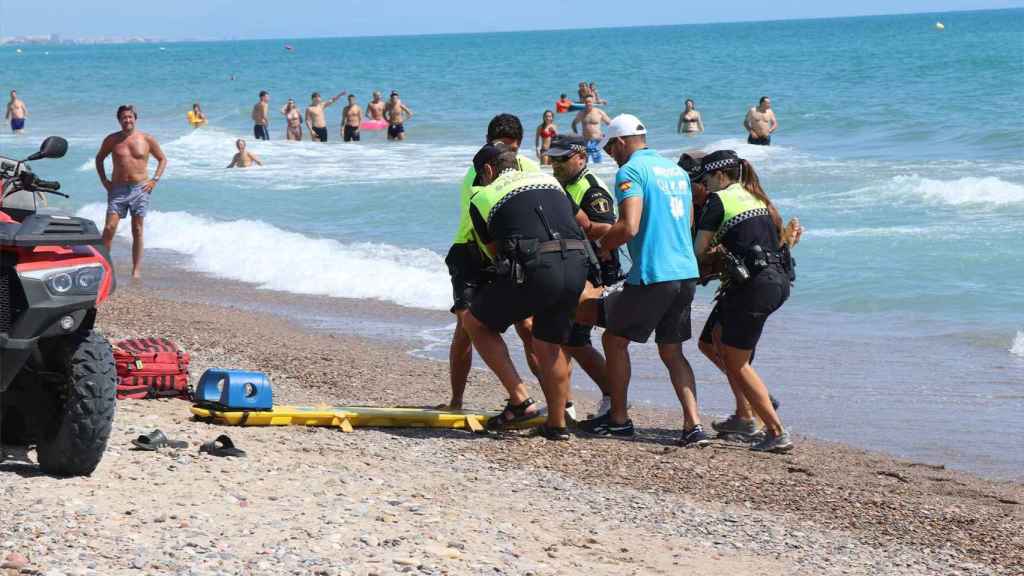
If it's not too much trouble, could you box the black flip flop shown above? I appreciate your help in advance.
[199,434,246,457]
[131,429,188,451]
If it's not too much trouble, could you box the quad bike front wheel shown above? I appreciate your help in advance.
[35,330,117,477]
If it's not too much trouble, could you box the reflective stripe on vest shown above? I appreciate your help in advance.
[564,168,608,206]
[452,155,540,244]
[470,170,563,257]
[713,182,769,246]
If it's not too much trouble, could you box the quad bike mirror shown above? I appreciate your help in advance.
[25,136,68,161]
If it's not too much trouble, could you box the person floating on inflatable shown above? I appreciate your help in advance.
[186,103,207,128]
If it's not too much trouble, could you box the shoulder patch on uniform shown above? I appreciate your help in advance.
[619,181,632,193]
[589,196,611,214]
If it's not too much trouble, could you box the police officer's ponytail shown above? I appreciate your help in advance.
[737,159,782,237]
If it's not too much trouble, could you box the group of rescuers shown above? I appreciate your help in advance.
[444,112,802,453]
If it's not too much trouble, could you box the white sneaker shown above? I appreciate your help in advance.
[595,396,612,418]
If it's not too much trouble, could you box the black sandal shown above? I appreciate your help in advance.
[131,429,188,451]
[199,434,246,457]
[534,424,570,441]
[486,397,539,431]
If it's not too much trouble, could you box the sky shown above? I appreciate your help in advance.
[0,0,1020,40]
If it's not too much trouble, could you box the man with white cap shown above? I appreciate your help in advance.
[577,114,708,447]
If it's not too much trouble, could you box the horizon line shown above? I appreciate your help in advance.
[5,5,1020,45]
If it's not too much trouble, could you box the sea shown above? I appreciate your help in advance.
[1,9,1021,479]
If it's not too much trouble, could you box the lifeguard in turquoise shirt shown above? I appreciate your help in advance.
[577,114,708,448]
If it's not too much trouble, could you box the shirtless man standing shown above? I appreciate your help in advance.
[341,94,363,142]
[251,91,270,140]
[571,95,611,163]
[6,90,28,133]
[95,105,167,279]
[226,139,263,168]
[384,91,414,141]
[305,91,345,142]
[744,96,778,146]
[366,91,386,122]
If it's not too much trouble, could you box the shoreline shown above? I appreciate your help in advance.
[2,264,1020,574]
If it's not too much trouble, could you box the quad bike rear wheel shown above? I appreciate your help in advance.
[35,330,117,477]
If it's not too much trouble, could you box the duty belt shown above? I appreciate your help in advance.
[537,239,587,255]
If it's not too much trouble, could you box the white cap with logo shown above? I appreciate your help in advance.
[599,113,647,149]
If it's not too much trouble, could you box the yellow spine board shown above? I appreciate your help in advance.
[190,405,544,430]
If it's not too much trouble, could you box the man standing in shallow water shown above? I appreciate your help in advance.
[95,105,167,279]
[341,94,363,142]
[305,91,345,142]
[6,90,28,133]
[744,96,777,146]
[384,91,414,141]
[366,91,386,122]
[251,91,270,140]
[571,95,612,163]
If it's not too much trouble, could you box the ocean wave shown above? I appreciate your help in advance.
[805,226,933,238]
[76,203,451,310]
[1011,331,1024,358]
[895,175,1024,207]
[79,127,480,190]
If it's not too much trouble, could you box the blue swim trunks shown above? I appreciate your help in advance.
[586,139,602,163]
[10,118,25,131]
[107,182,151,218]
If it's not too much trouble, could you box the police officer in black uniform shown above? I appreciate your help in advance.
[461,143,590,440]
[694,150,796,453]
[548,134,620,416]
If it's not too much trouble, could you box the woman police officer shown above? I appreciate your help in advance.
[693,150,798,453]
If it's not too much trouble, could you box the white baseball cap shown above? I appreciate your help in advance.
[599,114,647,149]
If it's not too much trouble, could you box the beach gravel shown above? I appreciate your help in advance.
[1,285,1020,575]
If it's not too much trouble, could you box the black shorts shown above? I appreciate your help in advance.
[312,126,328,142]
[700,303,757,363]
[445,243,492,313]
[747,135,770,146]
[387,123,405,138]
[253,125,269,140]
[603,279,696,344]
[715,266,789,350]
[470,252,588,344]
[344,125,361,142]
[566,323,593,348]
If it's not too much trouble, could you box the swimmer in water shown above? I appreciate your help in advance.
[226,139,262,168]
[186,103,207,128]
[677,99,704,135]
[535,110,557,165]
[281,98,303,141]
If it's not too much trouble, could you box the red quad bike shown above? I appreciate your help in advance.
[0,137,117,476]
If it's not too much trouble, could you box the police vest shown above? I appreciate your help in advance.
[712,182,769,246]
[564,168,609,206]
[452,155,539,244]
[470,170,563,258]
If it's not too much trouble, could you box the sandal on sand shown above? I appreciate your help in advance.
[131,429,188,451]
[486,397,539,431]
[534,424,570,441]
[199,434,246,458]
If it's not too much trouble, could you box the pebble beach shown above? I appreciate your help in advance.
[1,274,1021,576]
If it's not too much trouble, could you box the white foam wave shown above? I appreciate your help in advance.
[80,127,479,190]
[806,226,934,238]
[1011,331,1024,358]
[76,203,451,310]
[895,175,1024,206]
